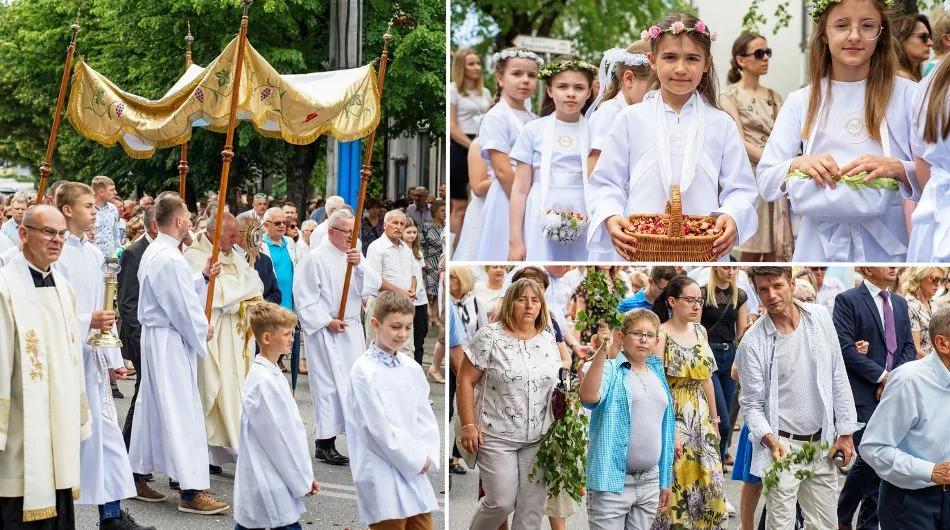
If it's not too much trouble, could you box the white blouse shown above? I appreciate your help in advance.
[589,96,628,152]
[450,83,492,136]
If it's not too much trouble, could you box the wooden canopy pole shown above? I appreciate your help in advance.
[178,24,194,252]
[37,12,81,200]
[337,24,393,320]
[205,0,253,321]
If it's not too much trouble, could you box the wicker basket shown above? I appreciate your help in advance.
[624,185,719,262]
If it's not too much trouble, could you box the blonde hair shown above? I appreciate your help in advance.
[901,266,948,296]
[373,291,415,323]
[622,307,660,333]
[91,175,115,191]
[55,182,94,210]
[930,6,950,55]
[451,266,475,297]
[629,271,649,293]
[704,267,740,309]
[452,47,485,97]
[803,0,896,143]
[497,278,549,334]
[248,302,298,338]
[923,52,950,143]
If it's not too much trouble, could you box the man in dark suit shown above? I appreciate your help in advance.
[834,267,917,530]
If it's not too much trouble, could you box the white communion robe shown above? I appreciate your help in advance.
[293,239,381,440]
[129,232,211,491]
[345,346,440,526]
[908,70,950,261]
[585,91,759,261]
[54,233,135,506]
[233,357,314,529]
[757,78,920,262]
[184,234,264,463]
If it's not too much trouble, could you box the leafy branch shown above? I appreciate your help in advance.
[529,388,590,502]
[762,441,830,493]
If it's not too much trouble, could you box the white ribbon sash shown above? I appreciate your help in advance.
[538,115,590,214]
[653,91,706,198]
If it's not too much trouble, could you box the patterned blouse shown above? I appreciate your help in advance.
[421,222,443,297]
[467,323,562,443]
[906,294,933,356]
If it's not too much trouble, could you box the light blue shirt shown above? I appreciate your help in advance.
[617,290,651,314]
[448,304,466,349]
[860,352,950,490]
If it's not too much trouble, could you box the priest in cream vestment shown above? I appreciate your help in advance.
[184,214,263,464]
[294,209,381,466]
[0,205,91,525]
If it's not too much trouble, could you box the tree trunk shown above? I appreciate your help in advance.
[286,143,318,219]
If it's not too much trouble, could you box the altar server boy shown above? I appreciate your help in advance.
[233,302,319,530]
[346,291,441,529]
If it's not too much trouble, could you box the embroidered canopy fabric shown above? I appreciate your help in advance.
[67,37,380,159]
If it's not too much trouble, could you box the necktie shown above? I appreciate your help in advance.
[880,291,896,370]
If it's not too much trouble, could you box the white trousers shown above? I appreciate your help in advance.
[765,437,839,530]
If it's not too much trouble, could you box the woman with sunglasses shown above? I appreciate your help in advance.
[721,33,791,263]
[902,266,948,359]
[893,14,933,82]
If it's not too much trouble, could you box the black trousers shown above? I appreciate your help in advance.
[878,481,950,530]
[0,490,75,529]
[120,326,143,451]
[837,427,880,529]
[413,304,429,366]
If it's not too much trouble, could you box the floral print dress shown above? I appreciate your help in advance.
[652,324,727,530]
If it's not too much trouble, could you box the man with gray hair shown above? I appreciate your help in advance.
[406,186,431,229]
[260,206,299,372]
[1,191,29,244]
[310,196,347,246]
[294,209,380,466]
[365,209,416,350]
[860,305,950,529]
[309,195,344,223]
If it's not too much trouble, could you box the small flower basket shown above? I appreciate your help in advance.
[542,209,589,244]
[623,185,720,262]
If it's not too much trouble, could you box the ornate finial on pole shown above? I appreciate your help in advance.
[185,22,194,48]
[71,10,80,33]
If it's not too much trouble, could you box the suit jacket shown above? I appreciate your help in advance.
[117,235,150,363]
[253,252,282,305]
[833,282,916,422]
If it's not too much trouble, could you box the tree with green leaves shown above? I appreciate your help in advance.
[742,0,945,34]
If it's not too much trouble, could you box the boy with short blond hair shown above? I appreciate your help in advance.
[579,308,675,530]
[234,302,318,530]
[91,175,121,257]
[346,291,440,529]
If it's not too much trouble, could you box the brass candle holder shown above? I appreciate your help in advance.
[87,258,123,348]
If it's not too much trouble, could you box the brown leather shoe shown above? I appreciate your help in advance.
[133,480,166,503]
[177,491,229,515]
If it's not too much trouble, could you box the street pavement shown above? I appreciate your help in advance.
[77,331,446,530]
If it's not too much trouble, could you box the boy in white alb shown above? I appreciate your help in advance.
[346,291,440,529]
[233,302,319,530]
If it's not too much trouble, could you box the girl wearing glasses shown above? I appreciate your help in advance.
[650,276,727,530]
[721,33,792,263]
[758,0,920,262]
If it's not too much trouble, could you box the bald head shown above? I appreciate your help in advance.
[215,213,240,253]
[20,205,67,270]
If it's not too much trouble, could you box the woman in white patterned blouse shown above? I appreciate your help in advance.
[902,266,948,358]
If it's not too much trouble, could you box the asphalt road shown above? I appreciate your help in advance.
[77,331,446,530]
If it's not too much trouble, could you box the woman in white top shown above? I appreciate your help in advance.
[476,48,542,260]
[473,265,508,328]
[508,57,597,261]
[450,48,492,246]
[757,0,921,262]
[402,220,429,370]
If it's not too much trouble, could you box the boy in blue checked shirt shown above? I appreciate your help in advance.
[579,308,675,530]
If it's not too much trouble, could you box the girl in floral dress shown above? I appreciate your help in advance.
[651,276,727,530]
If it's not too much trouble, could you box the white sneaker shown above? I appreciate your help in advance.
[726,500,737,517]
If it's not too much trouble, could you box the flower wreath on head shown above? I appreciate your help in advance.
[641,20,717,43]
[807,0,895,23]
[492,49,545,66]
[538,59,599,81]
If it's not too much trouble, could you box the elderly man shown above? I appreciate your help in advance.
[0,205,92,528]
[405,186,431,229]
[860,306,950,529]
[236,193,269,224]
[294,209,380,466]
[184,213,263,468]
[365,210,416,350]
[310,196,346,245]
[1,192,28,244]
[309,195,343,224]
[260,206,298,370]
[807,266,846,313]
[736,266,862,529]
[130,194,229,515]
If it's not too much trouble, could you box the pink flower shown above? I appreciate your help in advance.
[641,30,651,42]
[695,20,707,34]
[671,21,686,34]
[648,25,662,39]
[710,31,718,42]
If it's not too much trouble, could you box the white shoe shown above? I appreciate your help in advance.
[726,500,737,517]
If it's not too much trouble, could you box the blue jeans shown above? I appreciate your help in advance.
[235,523,301,530]
[710,342,737,462]
[181,489,199,502]
[98,500,121,521]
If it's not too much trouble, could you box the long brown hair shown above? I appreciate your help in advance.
[923,57,950,143]
[728,32,765,84]
[802,0,897,143]
[539,54,596,117]
[452,47,485,97]
[403,218,423,260]
[648,13,721,109]
[599,41,652,106]
[893,14,933,82]
[491,47,539,107]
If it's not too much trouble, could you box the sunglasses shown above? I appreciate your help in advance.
[265,220,285,226]
[254,193,268,199]
[741,48,773,60]
[288,223,298,229]
[911,32,932,43]
[925,276,944,284]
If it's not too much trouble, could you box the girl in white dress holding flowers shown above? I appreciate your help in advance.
[757,0,920,262]
[508,57,597,262]
[585,14,759,262]
[475,48,541,261]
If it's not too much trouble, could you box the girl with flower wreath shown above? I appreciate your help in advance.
[508,55,597,261]
[757,0,920,262]
[474,48,541,261]
[585,13,759,263]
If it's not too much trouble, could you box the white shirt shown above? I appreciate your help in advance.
[775,321,824,435]
[589,96,628,152]
[473,282,505,328]
[0,232,14,253]
[479,100,536,166]
[366,235,415,292]
[546,269,584,334]
[450,83,492,135]
[817,276,846,313]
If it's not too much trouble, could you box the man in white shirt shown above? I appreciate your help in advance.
[809,266,845,313]
[365,209,416,352]
[310,196,346,246]
[544,265,586,355]
[92,176,122,258]
[1,192,28,244]
[236,193,269,224]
